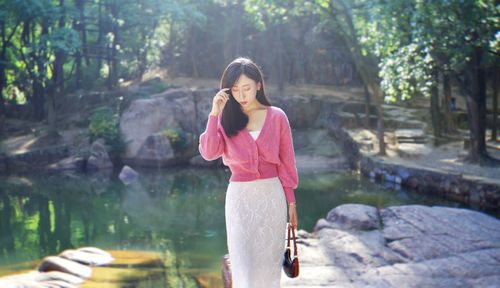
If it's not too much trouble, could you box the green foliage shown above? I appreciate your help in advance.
[139,77,176,94]
[354,0,499,102]
[46,27,81,54]
[162,127,192,155]
[380,44,435,102]
[88,107,125,157]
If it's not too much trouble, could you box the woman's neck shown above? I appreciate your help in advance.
[242,101,265,114]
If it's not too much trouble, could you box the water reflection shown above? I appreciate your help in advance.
[0,167,469,284]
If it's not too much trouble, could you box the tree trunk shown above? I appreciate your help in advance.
[0,23,6,130]
[97,0,103,76]
[74,0,85,89]
[0,67,5,137]
[32,20,49,121]
[364,84,371,129]
[111,2,119,89]
[464,47,488,162]
[138,0,147,80]
[106,0,119,89]
[75,51,82,89]
[492,67,498,141]
[48,0,67,137]
[76,0,90,65]
[370,83,386,155]
[430,67,441,140]
[32,80,45,121]
[442,72,454,132]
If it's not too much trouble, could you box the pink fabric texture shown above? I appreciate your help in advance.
[198,106,299,203]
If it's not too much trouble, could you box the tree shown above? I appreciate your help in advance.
[371,0,499,163]
[315,0,387,155]
[0,1,23,134]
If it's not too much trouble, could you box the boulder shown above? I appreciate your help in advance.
[118,165,139,185]
[134,133,175,166]
[38,256,92,279]
[324,203,380,231]
[283,204,500,287]
[119,88,204,165]
[59,249,114,266]
[87,139,113,170]
[48,156,86,171]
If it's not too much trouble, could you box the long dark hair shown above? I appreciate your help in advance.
[220,57,271,137]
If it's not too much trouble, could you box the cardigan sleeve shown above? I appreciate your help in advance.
[277,112,299,203]
[198,114,225,161]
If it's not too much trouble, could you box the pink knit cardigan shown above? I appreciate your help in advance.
[198,105,299,203]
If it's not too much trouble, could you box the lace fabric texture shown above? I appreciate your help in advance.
[225,176,288,288]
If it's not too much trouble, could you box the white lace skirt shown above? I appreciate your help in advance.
[225,176,288,288]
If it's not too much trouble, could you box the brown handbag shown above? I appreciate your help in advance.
[283,222,299,278]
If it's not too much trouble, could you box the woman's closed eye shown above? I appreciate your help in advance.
[232,88,251,93]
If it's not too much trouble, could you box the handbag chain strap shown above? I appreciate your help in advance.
[286,223,298,258]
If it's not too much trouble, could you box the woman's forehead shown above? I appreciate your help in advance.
[233,74,255,86]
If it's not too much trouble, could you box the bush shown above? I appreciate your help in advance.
[162,127,192,155]
[88,107,125,157]
[140,77,176,94]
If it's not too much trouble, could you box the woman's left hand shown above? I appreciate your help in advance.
[288,204,298,228]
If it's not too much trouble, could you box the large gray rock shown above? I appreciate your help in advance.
[38,256,92,279]
[118,165,139,185]
[324,203,380,231]
[119,88,215,166]
[49,156,86,171]
[134,133,175,166]
[120,93,180,159]
[282,204,500,287]
[87,139,113,170]
[0,271,84,287]
[59,249,114,266]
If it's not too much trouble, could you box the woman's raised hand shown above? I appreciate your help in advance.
[210,88,230,116]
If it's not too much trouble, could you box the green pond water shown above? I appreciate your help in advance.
[0,167,478,285]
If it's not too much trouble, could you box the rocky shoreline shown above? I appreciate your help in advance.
[282,203,500,287]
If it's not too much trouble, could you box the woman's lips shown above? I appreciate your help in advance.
[241,101,248,105]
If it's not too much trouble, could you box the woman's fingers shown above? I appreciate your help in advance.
[216,88,230,102]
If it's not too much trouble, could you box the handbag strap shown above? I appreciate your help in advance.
[287,223,298,257]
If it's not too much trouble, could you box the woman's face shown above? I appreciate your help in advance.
[230,74,261,108]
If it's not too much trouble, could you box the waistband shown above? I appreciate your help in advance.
[229,162,279,182]
[229,176,280,185]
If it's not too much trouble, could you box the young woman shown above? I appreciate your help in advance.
[199,57,298,287]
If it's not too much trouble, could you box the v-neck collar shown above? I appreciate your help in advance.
[245,106,270,143]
